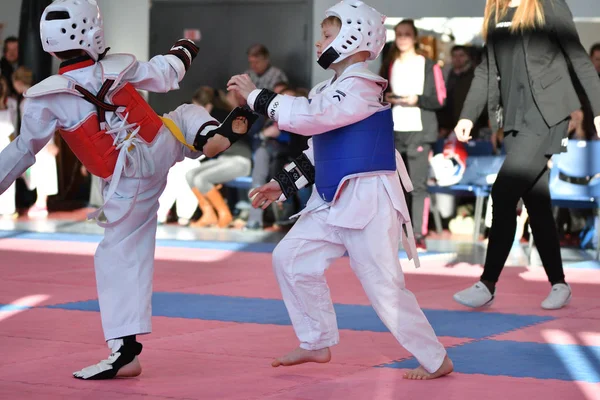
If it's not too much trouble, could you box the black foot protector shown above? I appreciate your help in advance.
[73,336,143,380]
[193,106,259,151]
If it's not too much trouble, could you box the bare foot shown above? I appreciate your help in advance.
[403,355,453,380]
[272,347,331,367]
[117,356,142,378]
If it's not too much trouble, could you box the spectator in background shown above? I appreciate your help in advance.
[1,37,19,97]
[0,77,18,219]
[13,66,59,218]
[244,86,295,230]
[438,45,488,140]
[379,19,446,251]
[186,87,252,228]
[245,44,288,91]
[156,86,232,226]
[591,43,600,77]
[582,43,600,137]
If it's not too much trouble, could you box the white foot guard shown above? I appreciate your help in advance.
[73,336,143,380]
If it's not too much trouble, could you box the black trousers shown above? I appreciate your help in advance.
[394,131,431,237]
[481,130,565,285]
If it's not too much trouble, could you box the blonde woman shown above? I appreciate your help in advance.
[379,19,446,251]
[454,0,600,310]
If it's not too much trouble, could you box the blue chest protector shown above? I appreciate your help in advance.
[312,108,396,202]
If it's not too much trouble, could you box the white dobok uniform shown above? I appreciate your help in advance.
[248,62,447,373]
[0,52,217,342]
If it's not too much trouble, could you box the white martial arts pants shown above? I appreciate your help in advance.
[272,188,447,373]
[157,157,200,222]
[93,105,201,341]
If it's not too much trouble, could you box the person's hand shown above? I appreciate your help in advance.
[384,93,400,105]
[454,119,474,142]
[594,115,600,138]
[227,74,257,101]
[249,181,283,209]
[398,95,418,107]
[262,123,280,138]
[231,116,249,134]
[80,165,88,177]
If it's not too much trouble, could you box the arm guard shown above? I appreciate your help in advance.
[168,39,199,71]
[193,106,259,151]
[273,153,315,201]
[253,89,278,118]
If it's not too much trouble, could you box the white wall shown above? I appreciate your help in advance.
[576,22,600,55]
[1,0,23,39]
[97,0,150,62]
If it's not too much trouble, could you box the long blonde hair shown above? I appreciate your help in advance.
[482,0,545,41]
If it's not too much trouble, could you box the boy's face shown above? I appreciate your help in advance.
[316,21,340,60]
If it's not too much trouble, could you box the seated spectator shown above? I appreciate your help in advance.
[13,66,59,218]
[244,88,296,230]
[187,87,252,228]
[245,44,288,91]
[1,37,19,97]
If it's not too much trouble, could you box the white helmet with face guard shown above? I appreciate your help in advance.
[318,0,387,69]
[41,0,105,61]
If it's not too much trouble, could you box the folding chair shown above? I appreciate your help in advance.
[529,140,600,260]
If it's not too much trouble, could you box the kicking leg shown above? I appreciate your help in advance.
[270,210,346,367]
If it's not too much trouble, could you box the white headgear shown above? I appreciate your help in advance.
[41,0,105,61]
[318,1,387,69]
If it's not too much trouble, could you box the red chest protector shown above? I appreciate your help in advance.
[24,54,163,179]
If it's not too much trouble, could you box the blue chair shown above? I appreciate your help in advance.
[428,155,505,241]
[465,140,494,156]
[530,140,600,259]
[223,176,253,190]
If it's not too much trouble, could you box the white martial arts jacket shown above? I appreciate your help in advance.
[0,52,188,196]
[248,62,418,264]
